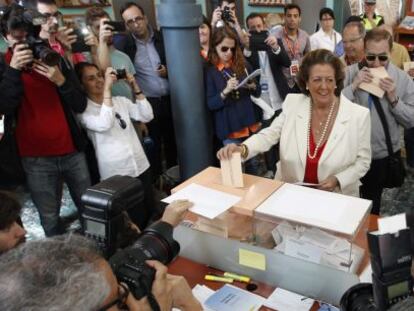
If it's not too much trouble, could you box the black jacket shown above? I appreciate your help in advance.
[0,53,88,152]
[114,29,167,68]
[246,38,292,101]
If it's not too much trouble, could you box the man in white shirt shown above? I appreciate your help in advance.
[244,13,291,176]
[310,8,342,55]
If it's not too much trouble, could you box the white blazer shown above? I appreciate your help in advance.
[244,94,371,197]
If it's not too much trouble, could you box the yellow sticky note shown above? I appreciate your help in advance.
[239,248,266,271]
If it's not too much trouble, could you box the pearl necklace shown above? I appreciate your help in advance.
[307,99,336,159]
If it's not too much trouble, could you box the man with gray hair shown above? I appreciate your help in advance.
[0,234,201,311]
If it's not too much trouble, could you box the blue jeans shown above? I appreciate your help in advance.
[21,152,91,236]
[222,137,261,176]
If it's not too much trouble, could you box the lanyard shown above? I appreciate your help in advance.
[283,27,300,59]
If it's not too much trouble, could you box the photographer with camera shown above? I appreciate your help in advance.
[76,63,161,229]
[211,0,247,47]
[36,0,98,66]
[0,4,91,237]
[244,13,291,177]
[0,233,202,311]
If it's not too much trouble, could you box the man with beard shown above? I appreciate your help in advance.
[272,3,310,93]
[0,191,26,254]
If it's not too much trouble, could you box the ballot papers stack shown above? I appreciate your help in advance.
[253,183,371,273]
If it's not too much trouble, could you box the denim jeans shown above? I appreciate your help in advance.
[21,152,91,236]
[222,137,261,176]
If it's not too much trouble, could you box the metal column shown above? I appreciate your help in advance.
[158,0,214,181]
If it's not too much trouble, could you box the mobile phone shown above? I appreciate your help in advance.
[104,21,126,33]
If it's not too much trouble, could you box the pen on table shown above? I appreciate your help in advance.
[223,272,251,283]
[204,274,234,283]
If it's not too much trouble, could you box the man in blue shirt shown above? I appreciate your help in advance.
[116,2,177,178]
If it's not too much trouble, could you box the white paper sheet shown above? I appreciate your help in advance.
[264,288,314,311]
[162,183,241,219]
[236,69,262,89]
[256,183,371,235]
[378,213,407,234]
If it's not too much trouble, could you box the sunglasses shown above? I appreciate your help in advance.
[220,46,236,53]
[115,112,127,130]
[366,54,388,62]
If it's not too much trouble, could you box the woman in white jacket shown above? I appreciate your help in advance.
[218,49,371,197]
[77,63,156,228]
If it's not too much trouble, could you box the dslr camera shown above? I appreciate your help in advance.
[221,6,234,24]
[0,4,60,66]
[81,175,179,300]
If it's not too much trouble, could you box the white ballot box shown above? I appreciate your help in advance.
[253,183,372,273]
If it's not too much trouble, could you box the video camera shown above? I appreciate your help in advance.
[340,213,414,311]
[0,4,60,66]
[81,175,179,300]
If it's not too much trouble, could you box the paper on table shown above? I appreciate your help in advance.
[192,284,216,311]
[239,248,266,271]
[205,284,265,311]
[359,66,389,98]
[264,288,314,311]
[378,213,407,234]
[236,69,262,89]
[162,183,241,219]
[220,152,244,187]
[256,183,346,231]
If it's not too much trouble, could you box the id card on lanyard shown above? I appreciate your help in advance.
[258,52,270,104]
[284,28,300,76]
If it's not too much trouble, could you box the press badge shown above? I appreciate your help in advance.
[290,60,299,76]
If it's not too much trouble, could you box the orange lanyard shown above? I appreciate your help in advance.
[283,27,300,60]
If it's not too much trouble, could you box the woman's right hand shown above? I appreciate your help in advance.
[224,77,238,95]
[104,67,117,92]
[217,143,243,160]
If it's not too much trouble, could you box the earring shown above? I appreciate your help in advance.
[306,86,309,90]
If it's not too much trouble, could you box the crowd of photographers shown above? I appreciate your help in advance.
[1,0,414,309]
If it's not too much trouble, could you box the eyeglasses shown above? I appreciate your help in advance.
[220,46,236,53]
[42,11,62,20]
[98,283,129,311]
[321,17,333,21]
[115,112,127,130]
[125,16,145,26]
[366,54,388,62]
[342,36,363,45]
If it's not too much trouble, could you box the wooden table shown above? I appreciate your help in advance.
[168,215,379,310]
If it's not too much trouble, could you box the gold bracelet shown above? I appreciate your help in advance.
[240,144,248,159]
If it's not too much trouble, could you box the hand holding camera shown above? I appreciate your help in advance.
[265,35,279,50]
[211,7,222,28]
[99,18,113,44]
[104,67,117,93]
[56,26,77,51]
[10,43,33,70]
[32,60,65,86]
[84,32,98,51]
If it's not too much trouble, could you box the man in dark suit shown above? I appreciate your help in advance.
[244,13,292,176]
[115,2,177,179]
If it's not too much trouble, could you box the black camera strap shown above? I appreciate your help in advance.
[147,292,161,311]
[370,95,395,157]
